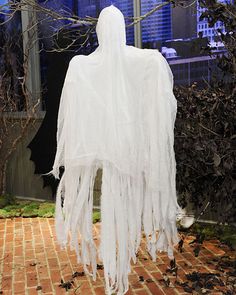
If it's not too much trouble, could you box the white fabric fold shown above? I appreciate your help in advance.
[50,5,181,295]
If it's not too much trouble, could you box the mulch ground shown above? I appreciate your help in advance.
[0,218,235,294]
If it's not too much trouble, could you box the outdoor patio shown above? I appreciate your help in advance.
[0,0,235,294]
[0,217,235,295]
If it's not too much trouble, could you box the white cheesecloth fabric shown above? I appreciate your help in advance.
[49,5,182,295]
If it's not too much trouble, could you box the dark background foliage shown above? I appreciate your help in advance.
[174,83,235,222]
[174,0,236,223]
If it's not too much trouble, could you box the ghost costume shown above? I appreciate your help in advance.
[50,5,181,295]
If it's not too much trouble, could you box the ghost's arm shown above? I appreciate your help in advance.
[51,58,75,179]
[143,51,180,259]
[145,51,178,192]
[159,52,177,131]
[154,51,179,206]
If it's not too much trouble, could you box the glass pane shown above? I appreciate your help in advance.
[141,0,226,86]
[0,1,24,111]
[141,0,172,48]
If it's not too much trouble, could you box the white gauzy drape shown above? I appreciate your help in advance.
[49,5,182,295]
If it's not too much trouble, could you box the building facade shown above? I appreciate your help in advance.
[196,0,230,43]
[141,0,172,45]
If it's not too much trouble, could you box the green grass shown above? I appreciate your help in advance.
[0,194,101,222]
[92,211,101,223]
[0,199,55,218]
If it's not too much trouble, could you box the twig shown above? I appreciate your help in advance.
[198,123,220,136]
[127,2,170,27]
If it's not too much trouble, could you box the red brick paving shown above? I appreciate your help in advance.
[0,218,235,294]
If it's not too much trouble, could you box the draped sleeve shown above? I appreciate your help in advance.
[51,57,76,179]
[143,51,181,260]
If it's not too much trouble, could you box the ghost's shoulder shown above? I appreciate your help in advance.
[144,48,164,60]
[69,55,86,67]
[145,49,170,70]
[65,55,86,80]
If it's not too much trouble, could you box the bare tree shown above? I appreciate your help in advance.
[0,13,40,194]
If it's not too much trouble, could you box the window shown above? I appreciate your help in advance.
[0,0,228,98]
[0,1,25,112]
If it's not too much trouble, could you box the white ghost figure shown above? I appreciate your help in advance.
[50,5,182,295]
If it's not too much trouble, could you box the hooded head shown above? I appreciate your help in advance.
[96,5,126,49]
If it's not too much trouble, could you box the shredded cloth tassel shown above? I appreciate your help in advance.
[53,161,181,295]
[50,5,182,295]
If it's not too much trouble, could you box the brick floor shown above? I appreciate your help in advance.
[0,218,235,294]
